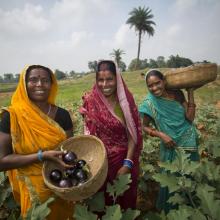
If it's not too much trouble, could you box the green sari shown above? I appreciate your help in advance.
[139,92,198,162]
[139,92,199,212]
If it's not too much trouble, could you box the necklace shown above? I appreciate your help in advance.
[47,104,51,115]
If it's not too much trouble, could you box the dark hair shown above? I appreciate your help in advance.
[145,69,164,82]
[97,60,116,75]
[25,65,53,83]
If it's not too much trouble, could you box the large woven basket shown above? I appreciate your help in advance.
[165,63,217,89]
[42,135,108,201]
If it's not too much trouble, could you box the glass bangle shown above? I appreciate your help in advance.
[37,149,43,161]
[123,159,133,169]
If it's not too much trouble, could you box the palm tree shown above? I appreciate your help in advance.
[126,6,156,69]
[110,49,125,66]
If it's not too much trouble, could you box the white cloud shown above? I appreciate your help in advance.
[0,4,49,36]
[0,0,219,75]
[174,0,198,14]
[166,24,181,37]
[114,24,133,46]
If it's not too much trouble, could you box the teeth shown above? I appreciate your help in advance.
[35,91,44,94]
[103,89,111,92]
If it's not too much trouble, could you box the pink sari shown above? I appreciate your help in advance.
[80,63,142,209]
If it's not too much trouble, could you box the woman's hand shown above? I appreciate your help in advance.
[116,166,131,177]
[184,87,196,122]
[185,88,195,93]
[42,150,71,168]
[160,132,176,148]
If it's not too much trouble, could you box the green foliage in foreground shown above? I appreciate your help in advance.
[141,121,220,220]
[0,80,219,219]
[74,174,140,220]
[0,174,55,220]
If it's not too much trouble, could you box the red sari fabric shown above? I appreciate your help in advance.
[80,81,142,209]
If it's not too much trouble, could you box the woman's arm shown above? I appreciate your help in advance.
[143,114,176,148]
[117,133,135,176]
[182,88,196,122]
[126,133,135,161]
[65,128,73,138]
[0,132,69,172]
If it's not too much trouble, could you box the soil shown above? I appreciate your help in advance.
[136,180,160,213]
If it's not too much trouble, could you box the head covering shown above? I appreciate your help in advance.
[11,65,57,107]
[145,68,160,81]
[8,65,65,154]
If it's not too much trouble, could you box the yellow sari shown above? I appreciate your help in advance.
[6,65,74,219]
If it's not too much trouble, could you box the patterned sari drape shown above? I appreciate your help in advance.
[80,63,142,209]
[7,65,74,219]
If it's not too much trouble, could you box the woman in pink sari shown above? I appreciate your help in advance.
[80,60,142,209]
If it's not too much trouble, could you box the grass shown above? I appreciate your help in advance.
[0,69,220,108]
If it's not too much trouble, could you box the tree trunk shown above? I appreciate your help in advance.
[135,30,142,70]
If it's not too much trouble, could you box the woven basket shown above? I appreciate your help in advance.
[42,135,108,201]
[164,63,217,89]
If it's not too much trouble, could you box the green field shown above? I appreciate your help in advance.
[0,69,220,219]
[0,69,220,108]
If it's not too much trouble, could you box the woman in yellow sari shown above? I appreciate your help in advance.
[0,65,74,219]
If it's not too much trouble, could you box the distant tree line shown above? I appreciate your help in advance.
[128,55,195,71]
[0,56,212,83]
[87,55,211,73]
[0,69,87,83]
[0,73,20,83]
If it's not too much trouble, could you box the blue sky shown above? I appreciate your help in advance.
[0,0,219,74]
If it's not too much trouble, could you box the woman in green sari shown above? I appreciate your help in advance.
[139,69,199,213]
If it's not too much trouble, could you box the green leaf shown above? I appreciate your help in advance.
[158,161,179,173]
[174,149,191,172]
[143,211,166,220]
[176,176,193,190]
[102,205,122,220]
[0,172,6,184]
[167,207,192,220]
[74,204,97,220]
[190,209,207,220]
[106,174,132,201]
[197,184,220,219]
[153,173,180,193]
[159,149,200,175]
[86,191,105,212]
[212,144,220,157]
[168,193,186,205]
[198,160,220,181]
[7,213,17,220]
[142,164,156,173]
[181,161,200,175]
[28,197,55,220]
[0,185,11,206]
[121,208,140,220]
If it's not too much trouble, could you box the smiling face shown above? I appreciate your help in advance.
[96,70,117,97]
[146,75,166,97]
[26,68,52,103]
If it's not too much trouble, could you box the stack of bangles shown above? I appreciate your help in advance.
[188,103,196,108]
[123,158,134,169]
